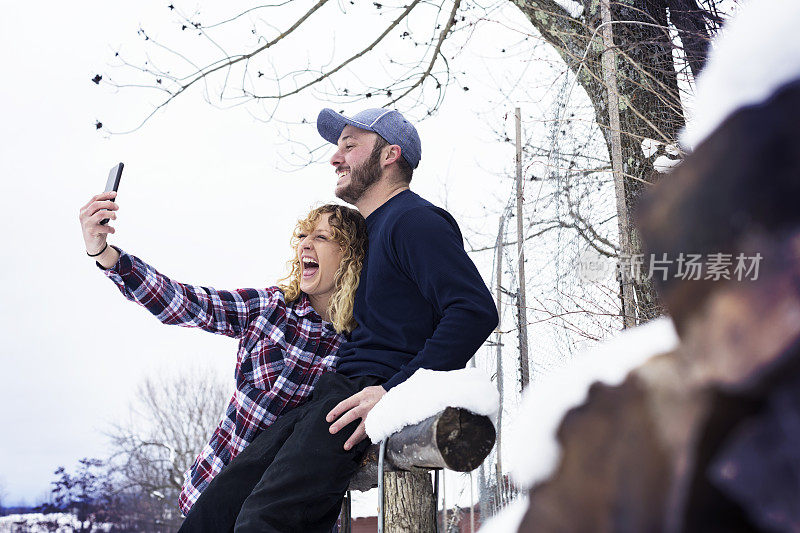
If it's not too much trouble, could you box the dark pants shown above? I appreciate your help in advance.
[178,373,381,533]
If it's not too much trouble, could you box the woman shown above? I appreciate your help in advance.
[78,191,367,515]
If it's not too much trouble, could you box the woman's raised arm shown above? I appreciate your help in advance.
[79,192,278,339]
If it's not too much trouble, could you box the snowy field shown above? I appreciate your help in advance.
[0,513,111,533]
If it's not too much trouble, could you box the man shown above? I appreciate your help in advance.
[180,108,498,532]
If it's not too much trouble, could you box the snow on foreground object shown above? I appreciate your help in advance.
[365,367,499,442]
[681,0,800,148]
[477,495,529,533]
[507,317,679,489]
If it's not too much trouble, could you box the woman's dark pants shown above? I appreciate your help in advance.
[178,373,381,533]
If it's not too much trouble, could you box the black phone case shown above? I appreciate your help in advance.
[101,162,124,225]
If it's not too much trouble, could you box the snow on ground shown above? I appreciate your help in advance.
[365,367,499,442]
[507,317,679,489]
[681,0,800,148]
[0,513,112,532]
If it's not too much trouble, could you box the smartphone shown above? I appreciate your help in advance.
[101,162,124,225]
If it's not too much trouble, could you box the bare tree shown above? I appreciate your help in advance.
[37,458,123,532]
[107,367,230,515]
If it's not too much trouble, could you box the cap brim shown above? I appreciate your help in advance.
[317,108,373,145]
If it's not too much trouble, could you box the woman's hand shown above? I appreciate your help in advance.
[79,191,120,268]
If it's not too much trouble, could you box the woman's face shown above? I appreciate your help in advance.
[297,214,345,305]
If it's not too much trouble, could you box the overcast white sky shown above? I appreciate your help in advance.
[0,0,547,508]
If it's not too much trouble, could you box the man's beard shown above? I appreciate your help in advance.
[335,142,383,204]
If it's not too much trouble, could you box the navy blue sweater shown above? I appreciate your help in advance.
[336,190,499,390]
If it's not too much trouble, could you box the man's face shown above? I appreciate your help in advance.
[330,125,384,205]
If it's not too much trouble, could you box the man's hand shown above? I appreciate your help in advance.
[326,385,386,451]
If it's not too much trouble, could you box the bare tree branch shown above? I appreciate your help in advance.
[246,0,425,100]
[386,0,462,106]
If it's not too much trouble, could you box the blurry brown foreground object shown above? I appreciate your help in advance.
[518,79,800,532]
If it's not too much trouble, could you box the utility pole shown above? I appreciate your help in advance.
[441,471,446,532]
[514,107,530,391]
[600,0,637,329]
[494,215,506,495]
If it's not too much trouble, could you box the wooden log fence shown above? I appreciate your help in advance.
[349,406,496,492]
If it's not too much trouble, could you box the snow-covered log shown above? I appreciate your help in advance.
[349,406,495,491]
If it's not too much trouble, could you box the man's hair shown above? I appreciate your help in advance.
[373,136,413,184]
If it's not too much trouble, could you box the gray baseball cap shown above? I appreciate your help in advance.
[317,108,422,169]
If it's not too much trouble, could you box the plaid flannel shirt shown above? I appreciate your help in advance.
[100,247,343,515]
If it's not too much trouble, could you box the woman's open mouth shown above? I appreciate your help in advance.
[302,257,319,278]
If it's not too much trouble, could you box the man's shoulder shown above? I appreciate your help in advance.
[386,202,462,251]
[387,191,458,230]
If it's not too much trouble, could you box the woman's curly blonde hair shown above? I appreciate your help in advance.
[278,204,367,334]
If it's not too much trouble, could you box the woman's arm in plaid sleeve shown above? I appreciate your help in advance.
[98,246,278,338]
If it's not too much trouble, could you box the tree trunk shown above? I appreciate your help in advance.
[384,470,436,533]
[510,0,703,323]
[603,0,680,322]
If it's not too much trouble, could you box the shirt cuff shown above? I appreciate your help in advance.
[382,370,410,391]
[95,245,126,275]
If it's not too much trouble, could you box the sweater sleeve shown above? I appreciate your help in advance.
[382,208,499,390]
[98,246,279,339]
